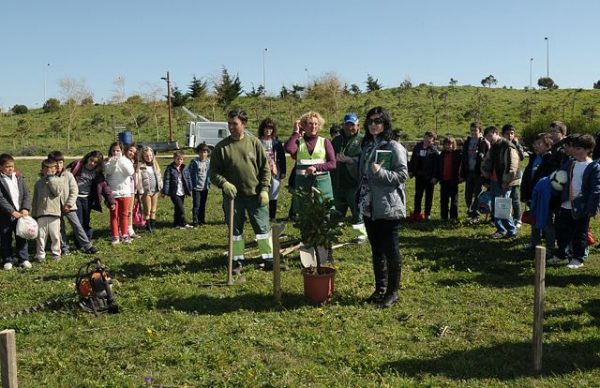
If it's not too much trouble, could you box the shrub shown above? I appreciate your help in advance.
[11,104,28,114]
[43,98,61,113]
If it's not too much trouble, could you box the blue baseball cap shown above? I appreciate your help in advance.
[343,113,358,124]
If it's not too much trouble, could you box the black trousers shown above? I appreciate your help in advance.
[414,176,434,215]
[170,194,188,226]
[364,217,402,294]
[192,189,208,224]
[464,172,483,217]
[555,208,589,261]
[440,180,459,220]
[0,216,28,263]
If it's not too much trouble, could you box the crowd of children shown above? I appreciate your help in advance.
[0,141,213,270]
[0,117,599,271]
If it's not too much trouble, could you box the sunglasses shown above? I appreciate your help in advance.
[367,118,384,125]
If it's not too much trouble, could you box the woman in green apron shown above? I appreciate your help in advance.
[284,111,337,208]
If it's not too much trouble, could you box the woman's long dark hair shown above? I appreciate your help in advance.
[82,150,104,173]
[258,118,278,139]
[361,106,393,146]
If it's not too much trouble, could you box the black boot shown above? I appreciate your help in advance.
[379,292,399,308]
[148,219,155,233]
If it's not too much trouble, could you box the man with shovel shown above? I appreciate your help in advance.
[209,109,273,274]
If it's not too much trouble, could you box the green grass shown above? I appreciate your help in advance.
[1,159,600,387]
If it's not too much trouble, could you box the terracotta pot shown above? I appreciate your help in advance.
[302,266,336,305]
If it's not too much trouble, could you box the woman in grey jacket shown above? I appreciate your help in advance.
[357,107,409,308]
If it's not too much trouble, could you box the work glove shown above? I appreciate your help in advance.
[222,182,237,199]
[259,191,269,207]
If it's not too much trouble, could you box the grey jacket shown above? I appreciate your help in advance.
[32,175,63,218]
[358,138,409,220]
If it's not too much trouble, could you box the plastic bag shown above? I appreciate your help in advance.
[133,201,146,228]
[494,197,512,220]
[16,216,38,239]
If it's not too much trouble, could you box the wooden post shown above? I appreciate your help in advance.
[272,223,283,303]
[533,245,546,372]
[0,329,18,388]
[227,198,235,286]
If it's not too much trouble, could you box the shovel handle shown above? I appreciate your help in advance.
[227,198,234,286]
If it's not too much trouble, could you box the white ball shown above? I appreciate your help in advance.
[549,170,568,191]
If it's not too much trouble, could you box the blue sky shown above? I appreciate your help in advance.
[2,0,599,109]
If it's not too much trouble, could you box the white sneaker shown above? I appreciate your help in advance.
[515,221,522,228]
[20,260,32,269]
[184,224,194,229]
[3,262,13,270]
[566,259,584,269]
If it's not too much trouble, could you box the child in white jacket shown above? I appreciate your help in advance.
[104,142,135,245]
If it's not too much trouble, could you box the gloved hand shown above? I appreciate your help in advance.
[259,191,269,207]
[222,182,237,199]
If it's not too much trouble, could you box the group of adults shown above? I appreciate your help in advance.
[209,107,407,308]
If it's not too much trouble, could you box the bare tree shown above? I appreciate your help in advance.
[111,76,127,104]
[59,77,93,150]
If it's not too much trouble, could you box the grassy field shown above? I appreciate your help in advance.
[0,158,599,387]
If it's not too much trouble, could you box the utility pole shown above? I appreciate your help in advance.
[161,72,173,142]
[44,63,51,104]
[544,37,549,78]
[529,58,533,90]
[262,48,267,95]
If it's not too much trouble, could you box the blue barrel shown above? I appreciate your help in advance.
[118,130,133,145]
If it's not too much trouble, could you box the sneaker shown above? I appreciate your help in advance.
[547,255,566,264]
[51,255,61,261]
[184,224,194,229]
[111,237,120,246]
[61,249,71,256]
[379,292,399,308]
[129,232,141,239]
[490,232,506,239]
[20,260,32,269]
[232,260,243,275]
[566,259,584,269]
[3,262,13,270]
[515,221,522,228]
[34,255,46,263]
[83,246,99,254]
[122,236,132,244]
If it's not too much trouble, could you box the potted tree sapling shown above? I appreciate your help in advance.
[293,185,342,304]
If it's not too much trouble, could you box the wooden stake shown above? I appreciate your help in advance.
[533,245,546,372]
[227,198,235,286]
[0,329,18,388]
[272,223,284,304]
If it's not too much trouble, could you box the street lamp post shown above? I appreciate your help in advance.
[44,63,51,104]
[262,48,267,95]
[544,37,549,78]
[529,58,533,89]
[161,72,173,143]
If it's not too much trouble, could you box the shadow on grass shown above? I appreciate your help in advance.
[155,292,311,315]
[118,256,227,279]
[544,298,600,332]
[380,338,600,379]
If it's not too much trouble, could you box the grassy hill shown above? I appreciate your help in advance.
[2,85,600,155]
